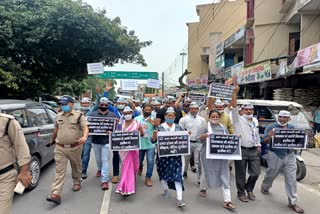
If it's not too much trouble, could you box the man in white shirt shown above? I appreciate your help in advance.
[231,86,261,203]
[179,102,206,179]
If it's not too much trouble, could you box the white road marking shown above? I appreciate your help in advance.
[100,183,113,214]
[298,182,320,197]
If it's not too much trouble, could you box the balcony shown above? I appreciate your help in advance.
[200,47,210,63]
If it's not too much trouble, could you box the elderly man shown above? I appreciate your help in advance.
[156,97,183,125]
[261,110,304,213]
[230,87,261,203]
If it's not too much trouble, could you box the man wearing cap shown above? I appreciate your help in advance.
[230,87,261,203]
[179,102,206,178]
[261,110,304,213]
[46,95,89,205]
[89,97,117,190]
[0,114,32,214]
[151,101,161,119]
[156,97,183,126]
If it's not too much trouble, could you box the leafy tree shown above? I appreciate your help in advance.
[0,0,151,98]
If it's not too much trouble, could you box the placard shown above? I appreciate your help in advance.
[272,129,307,149]
[147,79,160,89]
[110,131,140,151]
[87,116,116,135]
[121,79,138,91]
[157,131,190,157]
[208,83,234,99]
[188,94,206,104]
[206,134,242,160]
[87,62,104,75]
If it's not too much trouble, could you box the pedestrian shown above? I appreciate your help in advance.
[156,97,183,125]
[90,97,117,190]
[179,102,206,179]
[151,101,161,118]
[314,105,320,133]
[261,110,304,213]
[198,110,236,210]
[230,87,261,202]
[115,106,144,195]
[46,95,89,205]
[135,104,157,187]
[0,113,32,214]
[151,107,186,208]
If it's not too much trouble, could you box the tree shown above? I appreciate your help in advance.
[0,0,151,98]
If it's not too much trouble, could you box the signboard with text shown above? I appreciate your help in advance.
[110,131,140,151]
[121,79,138,91]
[189,94,206,104]
[272,129,307,149]
[237,61,272,85]
[206,134,242,160]
[87,71,158,80]
[208,83,234,99]
[87,63,104,75]
[157,131,190,157]
[146,79,160,89]
[87,117,116,136]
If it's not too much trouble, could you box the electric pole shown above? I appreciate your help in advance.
[180,52,187,75]
[162,72,165,98]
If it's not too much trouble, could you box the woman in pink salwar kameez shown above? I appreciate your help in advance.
[116,106,144,195]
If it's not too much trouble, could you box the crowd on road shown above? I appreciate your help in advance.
[0,83,306,214]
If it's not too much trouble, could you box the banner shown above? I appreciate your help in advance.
[295,42,320,68]
[237,61,272,85]
[87,62,104,75]
[157,131,190,157]
[272,129,307,149]
[206,134,242,160]
[188,93,206,104]
[121,79,138,91]
[188,75,208,89]
[146,79,160,89]
[87,117,116,136]
[110,131,140,151]
[208,82,234,99]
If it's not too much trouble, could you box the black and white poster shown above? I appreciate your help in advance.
[208,83,234,99]
[110,131,140,151]
[206,134,242,160]
[157,131,190,157]
[272,129,307,149]
[188,93,206,104]
[87,116,116,136]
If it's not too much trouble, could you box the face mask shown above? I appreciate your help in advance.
[61,105,71,113]
[218,110,224,114]
[277,120,289,127]
[184,109,189,113]
[81,107,90,111]
[165,118,175,124]
[243,114,253,120]
[99,107,108,111]
[143,112,151,117]
[117,105,124,110]
[210,119,220,124]
[124,114,132,121]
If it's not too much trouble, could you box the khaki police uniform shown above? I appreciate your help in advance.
[51,110,88,195]
[0,114,30,214]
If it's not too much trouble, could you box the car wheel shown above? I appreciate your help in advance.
[27,156,41,190]
[296,160,307,181]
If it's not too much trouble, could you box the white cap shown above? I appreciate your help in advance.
[215,99,224,107]
[81,97,91,103]
[165,107,175,114]
[241,103,254,109]
[279,110,291,117]
[152,101,160,105]
[123,106,133,113]
[99,97,110,104]
[189,102,199,108]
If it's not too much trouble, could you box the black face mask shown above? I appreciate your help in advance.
[143,112,151,117]
[99,106,108,111]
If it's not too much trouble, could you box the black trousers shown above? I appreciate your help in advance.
[235,147,261,196]
[112,151,119,176]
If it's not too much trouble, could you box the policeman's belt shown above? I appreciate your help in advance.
[241,146,256,150]
[57,142,81,148]
[0,164,14,175]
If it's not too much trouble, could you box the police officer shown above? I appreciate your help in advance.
[0,113,32,214]
[46,95,89,205]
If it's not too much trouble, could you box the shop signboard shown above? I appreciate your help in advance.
[295,42,320,68]
[224,27,245,49]
[237,61,272,85]
[216,55,225,69]
[188,75,208,89]
[216,42,224,57]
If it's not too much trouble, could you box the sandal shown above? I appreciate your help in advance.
[199,189,207,197]
[224,201,236,210]
[247,192,256,201]
[288,204,304,213]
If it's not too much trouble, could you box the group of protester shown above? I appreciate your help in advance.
[46,84,304,213]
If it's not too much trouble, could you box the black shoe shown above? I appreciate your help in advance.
[183,172,188,178]
[82,173,87,179]
[191,168,197,173]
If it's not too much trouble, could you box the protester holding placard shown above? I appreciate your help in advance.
[261,110,304,214]
[197,110,236,210]
[115,106,144,196]
[90,97,117,190]
[135,104,156,187]
[151,107,186,208]
[230,86,261,203]
[156,97,183,125]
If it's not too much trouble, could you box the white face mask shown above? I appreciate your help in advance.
[210,119,220,124]
[217,110,224,114]
[277,120,289,127]
[243,114,253,120]
[124,114,132,121]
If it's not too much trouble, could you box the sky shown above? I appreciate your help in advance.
[83,0,213,87]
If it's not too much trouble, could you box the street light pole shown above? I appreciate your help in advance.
[180,52,187,75]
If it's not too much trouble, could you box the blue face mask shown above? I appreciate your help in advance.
[165,118,175,124]
[61,105,71,112]
[81,107,90,111]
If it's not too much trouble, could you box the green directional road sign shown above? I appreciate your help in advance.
[87,71,158,80]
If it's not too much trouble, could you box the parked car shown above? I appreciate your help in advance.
[0,99,57,190]
[237,99,311,181]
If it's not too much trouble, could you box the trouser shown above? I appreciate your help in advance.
[234,147,261,196]
[139,148,155,178]
[81,136,92,174]
[262,151,297,205]
[161,180,183,200]
[51,145,83,195]
[112,151,120,176]
[0,169,17,214]
[92,144,110,183]
[315,123,320,133]
[184,142,202,179]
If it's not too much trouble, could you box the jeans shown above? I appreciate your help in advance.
[139,148,155,178]
[113,151,119,176]
[81,136,92,174]
[92,144,110,183]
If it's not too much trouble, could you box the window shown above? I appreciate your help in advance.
[47,109,57,123]
[26,108,50,127]
[4,109,28,127]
